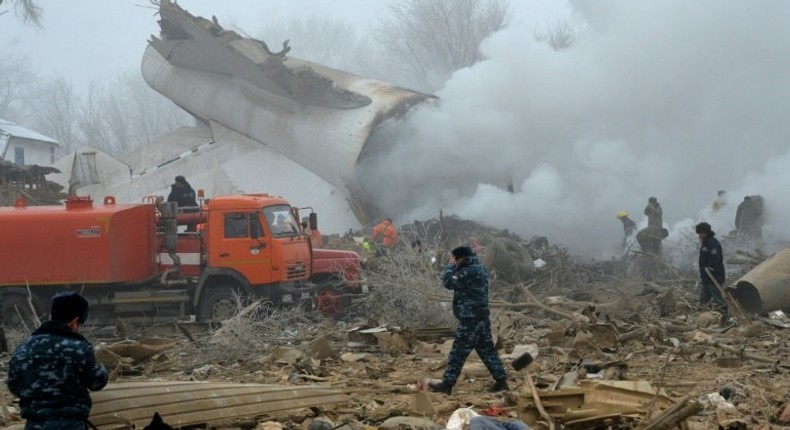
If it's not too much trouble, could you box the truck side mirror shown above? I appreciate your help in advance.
[309,212,318,231]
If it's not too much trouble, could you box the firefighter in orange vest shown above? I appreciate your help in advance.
[372,218,398,251]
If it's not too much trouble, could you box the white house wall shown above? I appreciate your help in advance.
[4,138,55,166]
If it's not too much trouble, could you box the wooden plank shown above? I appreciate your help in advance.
[90,382,349,429]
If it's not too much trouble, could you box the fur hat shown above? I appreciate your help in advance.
[50,292,90,324]
[451,246,475,259]
[175,175,186,184]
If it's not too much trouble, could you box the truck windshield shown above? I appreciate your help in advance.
[263,205,300,238]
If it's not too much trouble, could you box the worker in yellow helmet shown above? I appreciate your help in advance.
[617,211,637,251]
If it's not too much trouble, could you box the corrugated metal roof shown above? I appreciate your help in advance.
[0,118,60,146]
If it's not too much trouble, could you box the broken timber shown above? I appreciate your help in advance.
[90,382,349,429]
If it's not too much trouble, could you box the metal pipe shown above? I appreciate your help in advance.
[157,202,181,268]
[731,248,790,314]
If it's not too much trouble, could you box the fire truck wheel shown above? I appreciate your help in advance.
[2,293,43,330]
[197,287,240,323]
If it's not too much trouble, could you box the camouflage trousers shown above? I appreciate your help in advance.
[442,317,506,386]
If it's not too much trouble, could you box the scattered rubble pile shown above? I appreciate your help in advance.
[1,217,789,429]
[0,160,66,206]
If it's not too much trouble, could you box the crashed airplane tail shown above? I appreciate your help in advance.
[143,0,433,224]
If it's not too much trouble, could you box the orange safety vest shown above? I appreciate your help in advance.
[372,221,398,247]
[309,229,323,248]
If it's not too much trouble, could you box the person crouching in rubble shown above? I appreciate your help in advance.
[696,222,728,316]
[428,246,509,395]
[7,292,108,430]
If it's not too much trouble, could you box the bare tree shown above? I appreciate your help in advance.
[257,14,371,75]
[78,81,110,153]
[373,0,510,92]
[0,0,43,26]
[35,76,79,153]
[116,73,191,149]
[0,55,37,122]
[101,88,133,156]
[535,17,580,51]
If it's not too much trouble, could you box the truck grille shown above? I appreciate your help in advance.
[286,261,308,280]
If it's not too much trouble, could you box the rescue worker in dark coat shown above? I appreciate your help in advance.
[7,292,108,430]
[167,175,198,209]
[644,197,663,228]
[428,246,508,395]
[735,196,762,242]
[696,222,728,313]
[617,211,637,251]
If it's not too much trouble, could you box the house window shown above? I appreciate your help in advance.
[14,147,24,165]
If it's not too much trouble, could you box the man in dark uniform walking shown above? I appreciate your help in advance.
[429,246,508,395]
[7,292,108,430]
[696,222,728,316]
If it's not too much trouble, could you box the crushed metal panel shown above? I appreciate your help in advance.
[141,1,433,224]
[90,382,349,429]
[518,380,672,426]
[153,0,371,109]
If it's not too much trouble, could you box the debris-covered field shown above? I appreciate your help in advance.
[1,217,788,429]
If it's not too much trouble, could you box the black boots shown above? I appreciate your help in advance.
[428,379,508,394]
[428,380,453,395]
[488,379,510,393]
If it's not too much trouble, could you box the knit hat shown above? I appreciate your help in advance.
[451,246,475,259]
[50,292,90,324]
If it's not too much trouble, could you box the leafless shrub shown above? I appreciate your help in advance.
[182,294,321,365]
[359,250,456,329]
[0,0,43,26]
[373,0,511,91]
[534,16,580,51]
[3,327,29,352]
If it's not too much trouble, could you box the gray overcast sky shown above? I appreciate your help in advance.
[0,1,564,89]
[0,1,385,88]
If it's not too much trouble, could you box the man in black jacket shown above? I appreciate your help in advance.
[696,222,728,314]
[167,175,198,209]
[8,292,108,430]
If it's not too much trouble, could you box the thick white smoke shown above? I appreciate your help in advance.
[361,1,790,258]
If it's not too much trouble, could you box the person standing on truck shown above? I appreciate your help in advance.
[7,292,109,430]
[428,246,508,395]
[167,175,198,210]
[696,222,728,316]
[371,218,398,253]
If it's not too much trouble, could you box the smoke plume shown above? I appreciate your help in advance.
[359,1,790,258]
